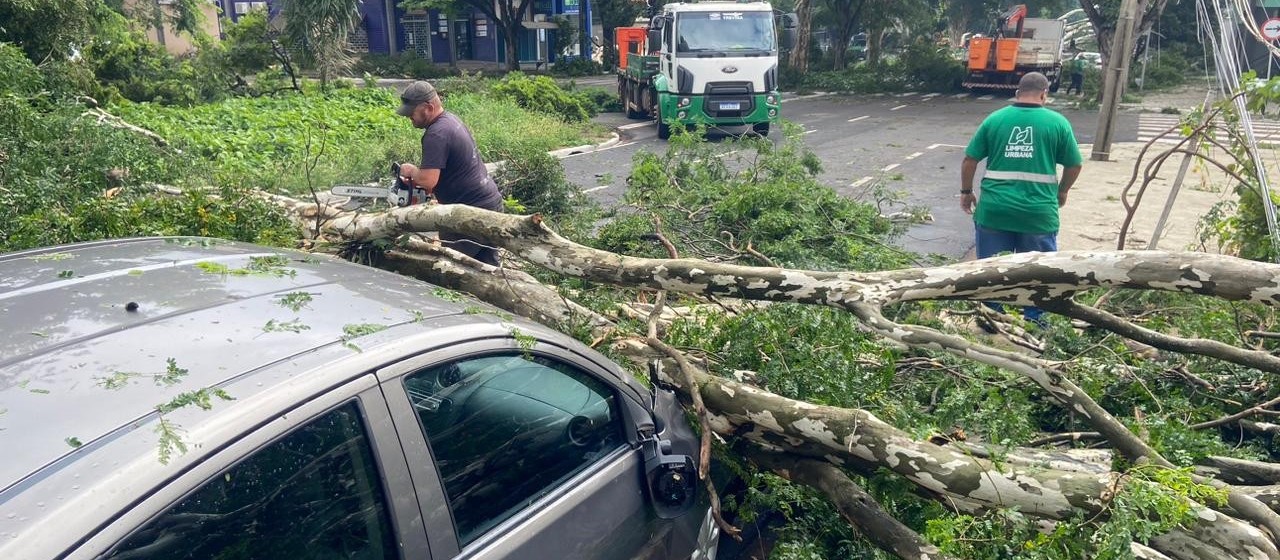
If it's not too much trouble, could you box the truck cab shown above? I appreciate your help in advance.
[619,1,788,138]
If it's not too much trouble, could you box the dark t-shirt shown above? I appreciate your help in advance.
[420,112,503,210]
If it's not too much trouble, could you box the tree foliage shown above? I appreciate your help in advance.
[275,0,361,87]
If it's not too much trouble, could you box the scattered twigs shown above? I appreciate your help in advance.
[643,216,739,540]
[750,451,956,560]
[1043,300,1280,376]
[1247,330,1280,341]
[1026,431,1106,447]
[1191,395,1280,431]
[80,103,170,148]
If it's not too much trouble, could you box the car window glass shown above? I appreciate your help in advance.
[104,402,398,560]
[404,354,625,544]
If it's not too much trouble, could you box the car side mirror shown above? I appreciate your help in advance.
[642,437,698,518]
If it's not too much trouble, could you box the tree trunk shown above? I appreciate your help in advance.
[787,0,812,72]
[867,28,884,66]
[269,198,1280,558]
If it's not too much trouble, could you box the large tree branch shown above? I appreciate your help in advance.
[751,451,956,560]
[318,205,1280,308]
[615,338,1280,560]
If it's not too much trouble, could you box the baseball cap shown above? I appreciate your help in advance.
[396,81,438,116]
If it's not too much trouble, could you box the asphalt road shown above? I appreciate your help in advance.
[562,91,1138,261]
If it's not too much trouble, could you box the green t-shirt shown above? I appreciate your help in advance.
[965,104,1082,234]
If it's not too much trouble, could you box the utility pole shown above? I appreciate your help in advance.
[1091,0,1140,161]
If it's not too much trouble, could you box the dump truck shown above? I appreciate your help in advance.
[616,1,793,139]
[964,4,1065,92]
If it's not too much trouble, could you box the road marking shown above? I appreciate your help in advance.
[978,94,994,101]
[898,91,918,97]
[927,143,967,150]
[559,141,635,159]
[583,185,610,193]
[921,93,940,99]
[848,115,869,123]
[882,163,900,172]
[954,93,970,98]
[803,129,818,135]
[851,176,874,187]
[890,104,909,111]
[619,121,654,131]
[905,151,925,160]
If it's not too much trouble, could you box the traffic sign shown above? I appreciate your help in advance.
[1263,17,1280,41]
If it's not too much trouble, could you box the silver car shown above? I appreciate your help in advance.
[0,237,718,559]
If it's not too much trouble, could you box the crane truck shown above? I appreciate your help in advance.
[616,1,794,139]
[963,4,1065,93]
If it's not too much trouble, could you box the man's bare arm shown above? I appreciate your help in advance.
[960,156,980,214]
[1058,165,1082,207]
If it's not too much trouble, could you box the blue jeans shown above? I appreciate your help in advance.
[975,224,1058,322]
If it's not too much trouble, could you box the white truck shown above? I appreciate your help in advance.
[616,1,794,139]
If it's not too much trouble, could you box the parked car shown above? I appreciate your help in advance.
[1075,51,1103,69]
[0,237,718,560]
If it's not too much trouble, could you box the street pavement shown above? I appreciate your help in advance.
[563,90,1140,261]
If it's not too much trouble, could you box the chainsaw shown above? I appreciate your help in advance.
[330,162,428,207]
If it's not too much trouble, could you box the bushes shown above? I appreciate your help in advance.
[490,72,595,122]
[491,144,584,217]
[0,95,293,252]
[353,53,455,80]
[552,57,605,77]
[896,43,966,92]
[572,86,623,113]
[0,43,43,96]
[1134,49,1198,91]
[795,44,966,94]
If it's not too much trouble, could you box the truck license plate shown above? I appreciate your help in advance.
[719,102,741,110]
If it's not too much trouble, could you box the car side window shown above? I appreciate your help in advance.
[104,402,398,560]
[403,354,625,544]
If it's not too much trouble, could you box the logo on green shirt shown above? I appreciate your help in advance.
[1004,126,1034,159]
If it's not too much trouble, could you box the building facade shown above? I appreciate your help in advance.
[216,0,592,66]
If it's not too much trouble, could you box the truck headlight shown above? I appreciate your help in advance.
[678,97,691,108]
[768,108,777,117]
[766,94,777,105]
[677,110,688,119]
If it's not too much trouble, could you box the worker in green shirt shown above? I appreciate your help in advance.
[1065,55,1086,96]
[960,72,1083,328]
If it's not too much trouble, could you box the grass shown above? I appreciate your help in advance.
[115,87,604,195]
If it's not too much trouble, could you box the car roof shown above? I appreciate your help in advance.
[0,237,503,494]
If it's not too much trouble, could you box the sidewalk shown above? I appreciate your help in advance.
[1058,81,1258,253]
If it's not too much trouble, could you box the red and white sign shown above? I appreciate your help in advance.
[1263,18,1280,41]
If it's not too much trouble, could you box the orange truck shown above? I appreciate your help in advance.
[964,4,1066,93]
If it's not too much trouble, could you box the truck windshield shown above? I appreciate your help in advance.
[676,11,775,53]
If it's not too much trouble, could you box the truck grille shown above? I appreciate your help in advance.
[703,82,754,118]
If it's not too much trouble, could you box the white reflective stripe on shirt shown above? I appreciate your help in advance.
[982,170,1058,184]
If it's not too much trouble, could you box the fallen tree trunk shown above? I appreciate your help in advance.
[278,199,1280,558]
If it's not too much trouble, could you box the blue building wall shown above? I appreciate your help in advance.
[358,0,392,54]
[225,0,588,64]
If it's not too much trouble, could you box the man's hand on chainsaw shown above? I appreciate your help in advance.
[399,163,418,183]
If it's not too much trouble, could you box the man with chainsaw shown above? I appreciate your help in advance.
[396,80,504,266]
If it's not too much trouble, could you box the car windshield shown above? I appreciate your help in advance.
[676,11,775,53]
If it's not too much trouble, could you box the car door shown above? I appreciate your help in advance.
[71,376,430,560]
[379,338,678,560]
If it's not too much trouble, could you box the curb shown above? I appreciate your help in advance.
[548,132,622,157]
[782,91,834,102]
[484,132,622,174]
